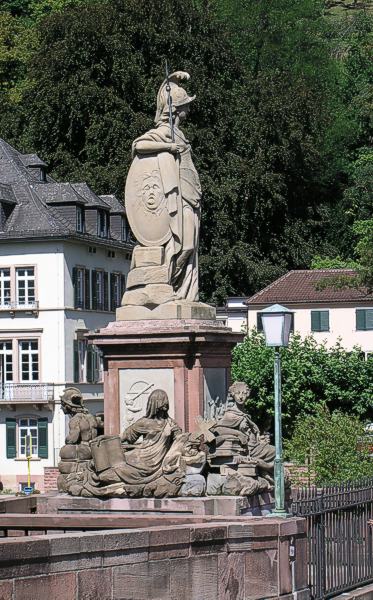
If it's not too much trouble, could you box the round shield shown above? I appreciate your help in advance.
[125,155,172,247]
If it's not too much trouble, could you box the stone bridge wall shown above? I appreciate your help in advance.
[0,517,309,600]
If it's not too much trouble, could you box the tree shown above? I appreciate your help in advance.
[0,0,343,303]
[231,330,373,437]
[285,404,373,485]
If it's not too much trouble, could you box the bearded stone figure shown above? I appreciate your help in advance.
[119,71,214,321]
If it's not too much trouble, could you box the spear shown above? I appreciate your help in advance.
[165,60,175,143]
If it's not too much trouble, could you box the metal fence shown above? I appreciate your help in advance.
[291,478,373,600]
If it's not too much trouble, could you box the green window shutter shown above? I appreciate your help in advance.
[6,418,16,458]
[256,313,263,331]
[72,267,78,308]
[366,309,373,330]
[73,340,79,383]
[84,269,90,310]
[356,309,366,331]
[104,272,109,311]
[120,274,126,299]
[311,311,320,332]
[312,311,329,332]
[38,418,48,459]
[110,273,115,312]
[320,311,329,332]
[91,270,97,310]
[86,345,94,382]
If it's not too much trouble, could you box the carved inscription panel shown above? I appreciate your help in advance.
[119,368,175,430]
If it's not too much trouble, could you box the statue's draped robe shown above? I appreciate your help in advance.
[117,417,182,485]
[132,123,201,301]
[213,405,275,471]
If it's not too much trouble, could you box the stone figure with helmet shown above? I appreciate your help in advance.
[119,70,215,321]
[57,387,100,492]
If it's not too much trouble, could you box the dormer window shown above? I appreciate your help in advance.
[76,206,85,233]
[98,209,109,238]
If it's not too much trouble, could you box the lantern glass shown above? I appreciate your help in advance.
[259,304,293,347]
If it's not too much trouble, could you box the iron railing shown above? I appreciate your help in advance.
[291,478,373,600]
[0,383,54,402]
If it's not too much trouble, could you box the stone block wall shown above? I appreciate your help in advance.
[0,517,310,600]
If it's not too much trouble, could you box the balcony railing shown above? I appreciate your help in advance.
[0,301,39,314]
[0,383,54,403]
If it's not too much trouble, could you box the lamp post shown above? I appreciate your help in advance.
[258,304,293,517]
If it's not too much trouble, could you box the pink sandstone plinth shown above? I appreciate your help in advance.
[88,319,243,435]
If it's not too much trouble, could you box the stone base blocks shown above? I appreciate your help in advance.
[88,319,243,434]
[0,515,310,600]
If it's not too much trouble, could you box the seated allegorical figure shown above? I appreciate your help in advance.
[66,388,206,498]
[207,381,276,495]
[114,388,183,489]
[58,387,99,492]
[211,381,261,456]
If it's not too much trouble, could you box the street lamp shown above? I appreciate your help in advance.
[258,303,293,517]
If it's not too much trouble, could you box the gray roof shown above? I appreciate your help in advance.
[35,183,87,205]
[0,183,17,204]
[71,183,111,208]
[20,153,47,168]
[0,139,53,185]
[0,138,130,249]
[99,194,125,213]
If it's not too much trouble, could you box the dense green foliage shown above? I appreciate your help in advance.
[285,405,373,485]
[231,330,373,437]
[0,0,372,302]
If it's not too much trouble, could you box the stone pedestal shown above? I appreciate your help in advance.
[88,319,243,435]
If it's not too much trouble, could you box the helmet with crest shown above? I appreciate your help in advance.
[155,71,196,123]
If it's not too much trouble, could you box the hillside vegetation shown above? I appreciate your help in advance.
[1,0,372,302]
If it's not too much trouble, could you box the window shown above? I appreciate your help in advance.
[16,267,35,306]
[6,417,48,459]
[92,270,108,311]
[76,206,85,233]
[87,345,103,383]
[19,340,39,382]
[256,312,294,333]
[0,269,10,307]
[311,310,329,332]
[98,210,109,238]
[110,273,124,311]
[0,340,13,382]
[356,309,373,331]
[19,417,38,457]
[74,339,87,383]
[121,216,129,241]
[72,267,90,309]
[73,341,102,383]
[76,267,84,308]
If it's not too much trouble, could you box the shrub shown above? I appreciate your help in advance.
[284,404,373,485]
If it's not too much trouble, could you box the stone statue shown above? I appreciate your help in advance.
[57,387,99,492]
[206,382,277,496]
[59,383,287,500]
[64,389,206,498]
[119,71,214,321]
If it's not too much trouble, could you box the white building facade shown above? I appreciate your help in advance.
[0,140,132,491]
[217,270,373,357]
